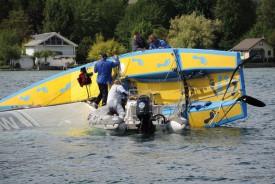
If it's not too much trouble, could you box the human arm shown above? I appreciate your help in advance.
[132,40,139,52]
[160,40,171,48]
[94,63,98,73]
[149,42,155,50]
[117,85,130,95]
[141,37,149,50]
[111,55,120,68]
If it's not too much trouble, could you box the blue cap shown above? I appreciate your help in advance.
[100,53,107,58]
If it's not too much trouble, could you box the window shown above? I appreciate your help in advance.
[53,51,62,55]
[268,50,271,56]
[44,36,63,45]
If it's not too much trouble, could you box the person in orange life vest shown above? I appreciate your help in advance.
[93,53,120,107]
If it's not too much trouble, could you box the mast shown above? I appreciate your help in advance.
[173,49,189,119]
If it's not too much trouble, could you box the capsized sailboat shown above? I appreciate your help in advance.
[0,48,265,132]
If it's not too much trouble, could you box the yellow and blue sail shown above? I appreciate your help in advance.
[0,48,247,128]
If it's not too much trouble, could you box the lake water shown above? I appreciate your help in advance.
[0,69,274,183]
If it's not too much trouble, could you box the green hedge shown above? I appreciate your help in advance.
[251,58,275,63]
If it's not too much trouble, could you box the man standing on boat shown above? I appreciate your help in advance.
[148,34,171,49]
[93,53,120,108]
[107,79,129,119]
[132,32,149,52]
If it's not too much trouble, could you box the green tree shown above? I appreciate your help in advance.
[267,29,275,45]
[245,0,275,44]
[248,0,275,45]
[171,0,217,19]
[168,12,221,49]
[215,0,257,49]
[95,0,128,39]
[115,0,167,48]
[0,0,12,22]
[26,0,45,33]
[88,34,127,61]
[133,21,154,38]
[257,0,275,29]
[77,37,94,63]
[70,0,99,42]
[33,50,57,66]
[9,0,29,11]
[0,29,21,65]
[43,0,74,40]
[0,10,32,43]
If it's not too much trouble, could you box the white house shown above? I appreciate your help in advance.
[231,38,274,61]
[15,32,78,70]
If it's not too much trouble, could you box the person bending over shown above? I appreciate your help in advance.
[148,34,171,49]
[132,32,149,52]
[107,80,129,119]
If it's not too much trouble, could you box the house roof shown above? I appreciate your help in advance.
[231,38,273,51]
[25,32,78,47]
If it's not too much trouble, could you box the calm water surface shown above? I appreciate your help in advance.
[0,69,274,183]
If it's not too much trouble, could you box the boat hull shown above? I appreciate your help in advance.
[0,102,93,131]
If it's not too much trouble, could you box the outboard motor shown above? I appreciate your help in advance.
[136,95,155,134]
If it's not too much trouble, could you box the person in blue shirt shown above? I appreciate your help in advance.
[148,34,171,49]
[93,53,120,107]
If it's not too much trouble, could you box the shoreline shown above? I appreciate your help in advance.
[244,63,275,68]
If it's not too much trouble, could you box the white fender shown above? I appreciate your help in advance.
[166,117,189,133]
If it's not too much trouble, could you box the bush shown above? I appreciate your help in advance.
[88,34,127,61]
[267,57,275,62]
[251,58,263,63]
[0,60,5,66]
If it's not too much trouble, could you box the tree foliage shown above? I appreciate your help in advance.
[0,0,272,64]
[215,0,256,49]
[168,12,221,49]
[33,50,57,65]
[257,0,275,29]
[115,0,167,48]
[88,34,127,61]
[77,37,94,63]
[70,0,99,42]
[0,0,12,22]
[71,0,127,42]
[43,0,74,40]
[26,0,45,33]
[245,0,275,44]
[0,29,21,64]
[95,0,128,39]
[171,0,217,19]
[0,10,32,43]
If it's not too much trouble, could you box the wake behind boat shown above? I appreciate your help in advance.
[0,48,265,133]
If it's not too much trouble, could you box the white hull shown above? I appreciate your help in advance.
[0,102,94,131]
[0,100,189,134]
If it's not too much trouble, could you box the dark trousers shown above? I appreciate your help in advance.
[95,83,108,106]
